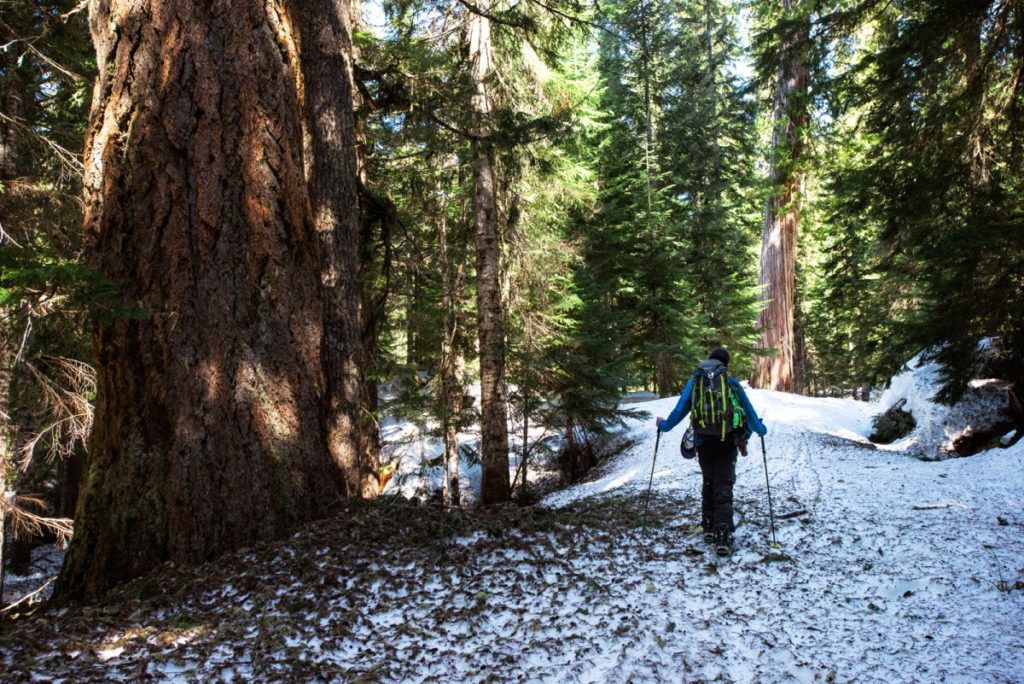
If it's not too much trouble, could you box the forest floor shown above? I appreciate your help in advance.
[1,385,1023,682]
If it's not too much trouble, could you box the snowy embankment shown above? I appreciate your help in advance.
[1,376,1022,682]
[875,352,1019,459]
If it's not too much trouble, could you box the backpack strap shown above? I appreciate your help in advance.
[720,373,728,441]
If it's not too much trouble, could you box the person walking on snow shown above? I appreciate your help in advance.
[655,348,767,556]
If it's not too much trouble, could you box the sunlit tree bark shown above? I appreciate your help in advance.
[468,1,511,504]
[754,0,809,392]
[57,0,362,599]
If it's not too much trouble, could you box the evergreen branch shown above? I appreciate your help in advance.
[426,111,480,141]
[456,0,534,31]
[523,0,626,41]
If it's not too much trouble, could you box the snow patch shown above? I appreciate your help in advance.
[877,353,1016,459]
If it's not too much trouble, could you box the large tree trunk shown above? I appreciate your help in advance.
[290,0,377,498]
[468,1,510,504]
[754,0,809,392]
[57,0,359,600]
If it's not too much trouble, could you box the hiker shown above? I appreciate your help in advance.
[655,348,767,556]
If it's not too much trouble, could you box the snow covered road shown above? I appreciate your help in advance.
[539,388,1024,683]
[2,388,1022,683]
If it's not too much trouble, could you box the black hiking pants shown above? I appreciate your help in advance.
[697,438,737,533]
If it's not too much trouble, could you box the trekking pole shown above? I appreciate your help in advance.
[760,434,778,547]
[641,429,661,534]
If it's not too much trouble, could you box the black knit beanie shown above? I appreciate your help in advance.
[709,348,730,366]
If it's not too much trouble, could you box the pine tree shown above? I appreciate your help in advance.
[826,0,1024,401]
[659,0,762,372]
[581,0,761,394]
[56,0,365,599]
[751,0,812,392]
[587,0,698,397]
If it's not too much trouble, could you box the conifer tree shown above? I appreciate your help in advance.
[0,0,95,596]
[583,0,761,393]
[751,0,812,392]
[57,0,366,599]
[660,0,762,370]
[823,0,1024,401]
[588,0,698,397]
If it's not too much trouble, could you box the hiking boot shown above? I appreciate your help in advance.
[714,528,733,557]
[702,517,714,544]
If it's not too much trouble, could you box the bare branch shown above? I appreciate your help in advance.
[0,18,85,82]
[0,218,26,248]
[0,494,74,547]
[0,112,85,179]
[0,577,56,613]
[14,317,32,365]
[17,358,95,469]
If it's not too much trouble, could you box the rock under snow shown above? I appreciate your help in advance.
[877,354,1018,459]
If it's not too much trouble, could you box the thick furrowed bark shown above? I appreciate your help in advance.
[57,0,352,600]
[290,0,369,497]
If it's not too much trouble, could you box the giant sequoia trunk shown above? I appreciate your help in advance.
[468,3,511,504]
[754,0,809,393]
[58,0,361,600]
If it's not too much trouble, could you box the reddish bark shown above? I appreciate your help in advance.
[754,0,809,393]
[290,0,378,497]
[57,0,361,599]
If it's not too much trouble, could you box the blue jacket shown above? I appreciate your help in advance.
[658,368,767,440]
